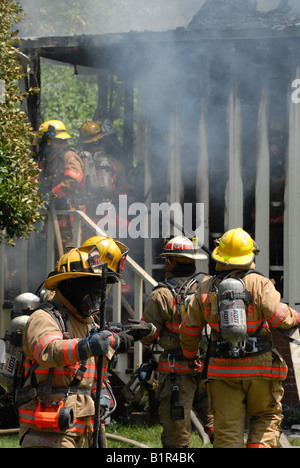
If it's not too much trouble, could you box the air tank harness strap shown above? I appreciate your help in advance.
[16,301,88,408]
[161,346,185,362]
[168,357,184,421]
[33,301,88,404]
[210,335,273,358]
[219,289,252,303]
[16,384,91,408]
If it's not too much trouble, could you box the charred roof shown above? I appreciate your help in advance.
[19,0,300,72]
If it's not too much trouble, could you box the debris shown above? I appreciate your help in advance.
[188,0,300,32]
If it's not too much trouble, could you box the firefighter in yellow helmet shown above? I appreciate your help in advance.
[179,227,300,448]
[141,236,214,447]
[38,120,85,205]
[37,120,86,248]
[78,121,129,249]
[79,120,127,200]
[81,235,128,277]
[18,239,154,448]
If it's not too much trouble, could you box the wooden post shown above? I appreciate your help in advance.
[196,109,210,272]
[255,89,270,276]
[284,68,300,401]
[224,86,243,231]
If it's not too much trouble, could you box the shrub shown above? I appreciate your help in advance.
[0,0,44,245]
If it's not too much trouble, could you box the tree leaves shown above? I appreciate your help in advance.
[40,59,98,142]
[0,0,44,245]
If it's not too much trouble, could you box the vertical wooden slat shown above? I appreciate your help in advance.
[112,281,122,324]
[72,212,82,248]
[284,68,300,308]
[133,272,143,369]
[168,99,183,236]
[224,86,243,231]
[46,211,55,273]
[196,109,210,272]
[283,69,300,402]
[20,240,29,293]
[255,89,270,275]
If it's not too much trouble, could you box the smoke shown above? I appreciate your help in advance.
[10,0,299,296]
[18,0,204,37]
[18,1,299,38]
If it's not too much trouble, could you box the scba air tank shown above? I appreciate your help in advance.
[0,293,40,393]
[218,278,248,357]
[0,315,29,393]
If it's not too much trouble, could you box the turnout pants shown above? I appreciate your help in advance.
[19,422,106,448]
[156,372,213,448]
[208,378,284,448]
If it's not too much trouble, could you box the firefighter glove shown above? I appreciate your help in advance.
[187,357,204,372]
[124,319,156,341]
[116,331,134,354]
[78,330,111,359]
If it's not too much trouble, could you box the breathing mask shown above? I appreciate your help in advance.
[59,277,106,317]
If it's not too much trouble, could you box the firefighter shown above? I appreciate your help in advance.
[79,120,136,303]
[179,227,300,448]
[37,119,86,249]
[18,238,154,448]
[141,236,214,448]
[80,234,128,274]
[78,120,127,198]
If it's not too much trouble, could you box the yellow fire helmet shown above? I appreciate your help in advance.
[39,120,71,140]
[44,244,122,290]
[81,235,129,276]
[211,227,259,267]
[79,121,105,144]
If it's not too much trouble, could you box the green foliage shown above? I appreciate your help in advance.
[0,422,209,448]
[40,59,98,142]
[0,0,44,245]
[0,435,20,448]
[107,421,164,448]
[106,420,210,448]
[40,59,125,146]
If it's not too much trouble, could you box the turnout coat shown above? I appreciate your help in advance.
[19,290,115,436]
[179,266,300,380]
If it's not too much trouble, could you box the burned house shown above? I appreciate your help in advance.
[0,0,299,403]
